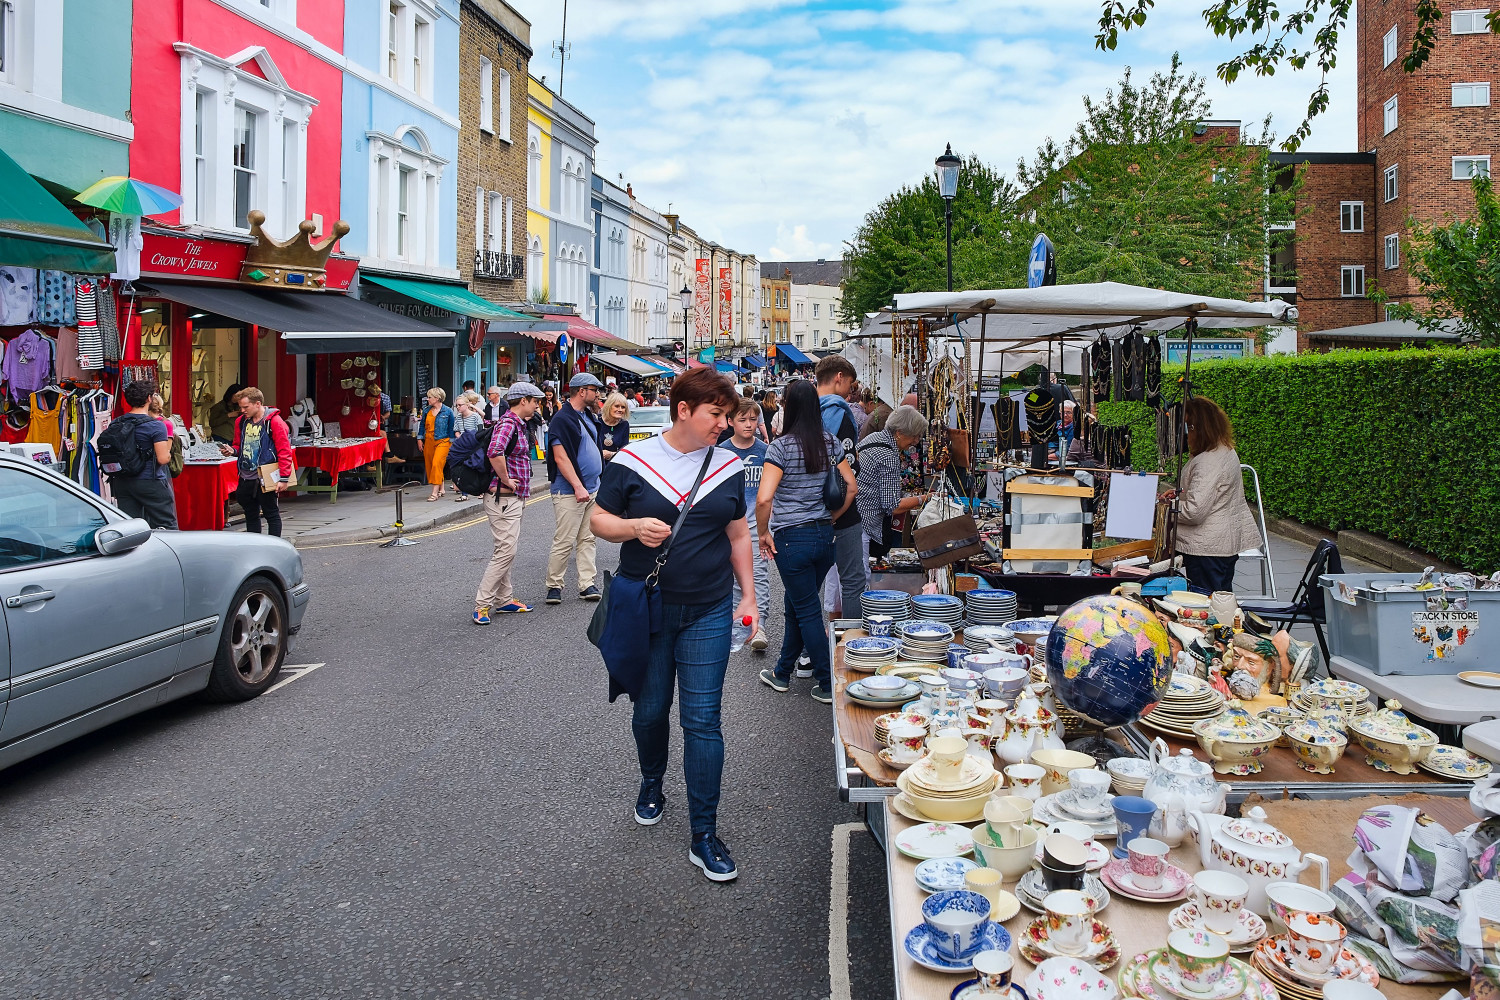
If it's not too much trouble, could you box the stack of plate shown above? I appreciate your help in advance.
[1250,936,1380,1000]
[845,675,921,708]
[873,710,927,745]
[964,625,1016,654]
[965,589,1018,626]
[898,620,957,662]
[911,594,964,630]
[1292,678,1374,719]
[1138,673,1227,739]
[902,754,997,799]
[843,637,900,673]
[861,590,912,630]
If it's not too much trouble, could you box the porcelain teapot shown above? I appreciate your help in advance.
[1141,739,1228,846]
[995,690,1055,765]
[1190,805,1329,916]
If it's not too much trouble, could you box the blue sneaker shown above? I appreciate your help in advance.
[472,606,491,625]
[634,778,665,826]
[689,833,738,881]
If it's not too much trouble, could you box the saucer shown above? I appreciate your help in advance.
[916,856,981,894]
[904,920,1012,973]
[1253,935,1379,988]
[1055,789,1114,820]
[953,981,1030,1000]
[1035,836,1111,872]
[1017,869,1111,914]
[1033,794,1118,838]
[1121,951,1276,1000]
[896,821,976,861]
[878,747,919,771]
[1147,949,1251,1000]
[1099,858,1191,901]
[1169,902,1267,951]
[1020,916,1121,970]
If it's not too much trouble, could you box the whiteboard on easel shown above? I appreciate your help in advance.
[1104,473,1159,540]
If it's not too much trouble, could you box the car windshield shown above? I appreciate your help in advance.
[631,407,670,428]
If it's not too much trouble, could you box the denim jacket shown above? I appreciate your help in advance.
[416,404,456,441]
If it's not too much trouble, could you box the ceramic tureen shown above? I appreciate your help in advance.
[1190,805,1329,916]
[1348,699,1437,774]
[1283,710,1348,775]
[1192,700,1280,775]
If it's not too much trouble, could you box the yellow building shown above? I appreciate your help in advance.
[526,75,596,307]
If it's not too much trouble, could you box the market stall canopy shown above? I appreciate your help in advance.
[742,354,768,370]
[641,353,684,375]
[361,274,563,335]
[134,282,454,354]
[773,343,815,366]
[558,315,642,354]
[592,352,669,378]
[0,145,117,273]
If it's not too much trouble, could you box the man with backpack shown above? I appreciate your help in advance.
[472,381,543,623]
[101,380,178,529]
[815,355,868,615]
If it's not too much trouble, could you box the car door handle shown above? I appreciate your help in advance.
[6,590,55,608]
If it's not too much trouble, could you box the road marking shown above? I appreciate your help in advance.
[296,494,552,550]
[267,661,325,694]
[829,821,862,1000]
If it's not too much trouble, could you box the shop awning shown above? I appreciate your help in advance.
[742,354,767,369]
[0,145,116,273]
[641,353,684,374]
[773,343,815,366]
[136,282,454,354]
[559,315,642,354]
[592,352,669,378]
[714,360,738,373]
[361,273,542,326]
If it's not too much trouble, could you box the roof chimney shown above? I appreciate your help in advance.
[626,183,634,199]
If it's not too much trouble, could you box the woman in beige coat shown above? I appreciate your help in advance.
[1164,397,1260,594]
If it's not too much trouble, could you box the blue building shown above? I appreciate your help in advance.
[592,175,630,342]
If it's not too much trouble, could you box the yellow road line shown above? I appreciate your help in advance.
[296,493,551,550]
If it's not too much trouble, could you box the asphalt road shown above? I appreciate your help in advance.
[0,494,897,1000]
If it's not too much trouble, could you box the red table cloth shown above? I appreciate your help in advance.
[294,438,386,478]
[173,459,240,531]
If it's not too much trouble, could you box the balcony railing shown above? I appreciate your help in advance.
[474,250,526,280]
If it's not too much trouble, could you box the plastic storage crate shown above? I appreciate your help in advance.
[1318,572,1500,675]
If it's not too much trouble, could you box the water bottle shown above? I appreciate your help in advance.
[730,615,753,653]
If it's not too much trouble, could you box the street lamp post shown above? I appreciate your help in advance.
[935,143,961,292]
[679,284,693,359]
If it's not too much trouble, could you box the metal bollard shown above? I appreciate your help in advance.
[378,482,421,548]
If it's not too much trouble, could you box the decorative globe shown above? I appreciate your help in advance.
[1044,595,1174,729]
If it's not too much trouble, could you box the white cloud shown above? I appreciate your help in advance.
[509,0,1359,262]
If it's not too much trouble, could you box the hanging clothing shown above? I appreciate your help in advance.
[55,326,87,382]
[0,266,37,325]
[110,213,143,282]
[96,281,122,361]
[4,329,54,402]
[75,278,105,369]
[25,389,63,454]
[36,271,77,326]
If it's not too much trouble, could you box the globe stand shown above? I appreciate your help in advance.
[1065,730,1133,766]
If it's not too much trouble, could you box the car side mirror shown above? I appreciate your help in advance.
[95,518,154,556]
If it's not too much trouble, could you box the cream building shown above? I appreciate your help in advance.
[663,215,759,358]
[779,259,848,350]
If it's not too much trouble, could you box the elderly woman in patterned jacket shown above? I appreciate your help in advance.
[854,405,932,558]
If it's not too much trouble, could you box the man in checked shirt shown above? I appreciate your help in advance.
[473,381,545,623]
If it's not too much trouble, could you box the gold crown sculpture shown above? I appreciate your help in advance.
[239,210,353,291]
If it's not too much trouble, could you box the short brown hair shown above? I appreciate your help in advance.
[1185,396,1235,455]
[236,386,265,405]
[815,355,856,385]
[734,398,761,420]
[668,367,739,422]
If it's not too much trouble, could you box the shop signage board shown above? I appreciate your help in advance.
[1163,338,1252,364]
[694,259,712,342]
[415,354,433,401]
[1028,234,1056,288]
[140,231,356,290]
[718,267,732,333]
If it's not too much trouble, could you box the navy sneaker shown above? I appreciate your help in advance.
[689,832,738,881]
[579,585,601,602]
[810,685,834,704]
[634,778,665,826]
[545,587,563,605]
[758,669,789,693]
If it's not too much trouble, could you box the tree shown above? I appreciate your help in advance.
[1095,1,1497,151]
[1373,174,1500,346]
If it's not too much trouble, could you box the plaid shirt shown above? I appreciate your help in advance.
[488,410,532,498]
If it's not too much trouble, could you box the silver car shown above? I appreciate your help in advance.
[0,453,310,771]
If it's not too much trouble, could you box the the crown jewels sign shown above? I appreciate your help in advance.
[238,210,352,291]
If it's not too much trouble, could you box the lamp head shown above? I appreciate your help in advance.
[935,143,961,201]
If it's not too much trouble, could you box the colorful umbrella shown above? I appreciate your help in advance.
[74,176,182,217]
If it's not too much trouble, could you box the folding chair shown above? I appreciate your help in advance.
[1238,539,1343,663]
[1239,464,1276,598]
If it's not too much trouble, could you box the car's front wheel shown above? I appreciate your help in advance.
[203,577,288,701]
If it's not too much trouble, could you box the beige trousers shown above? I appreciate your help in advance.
[475,493,525,609]
[545,492,598,591]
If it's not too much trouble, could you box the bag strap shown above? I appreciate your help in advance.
[647,448,717,586]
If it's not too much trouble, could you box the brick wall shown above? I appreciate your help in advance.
[1289,160,1380,347]
[457,1,529,303]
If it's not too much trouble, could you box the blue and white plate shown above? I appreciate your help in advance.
[915,856,980,894]
[899,620,956,641]
[846,637,901,655]
[865,589,913,601]
[903,921,1012,973]
[1007,618,1056,641]
[953,981,1029,1000]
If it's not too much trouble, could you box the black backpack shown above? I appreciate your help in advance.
[98,413,153,479]
[445,424,498,496]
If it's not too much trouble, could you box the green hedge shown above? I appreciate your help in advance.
[1096,348,1500,571]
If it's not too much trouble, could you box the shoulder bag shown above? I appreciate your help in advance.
[821,435,847,511]
[588,448,716,702]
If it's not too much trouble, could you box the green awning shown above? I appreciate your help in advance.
[361,273,536,323]
[0,145,116,273]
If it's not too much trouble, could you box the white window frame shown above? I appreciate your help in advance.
[365,126,447,270]
[176,45,314,235]
[1384,234,1400,270]
[381,0,436,99]
[526,125,541,210]
[1454,155,1492,179]
[504,197,512,257]
[1453,82,1491,107]
[0,0,18,85]
[1340,201,1364,233]
[411,14,431,99]
[232,104,260,231]
[497,69,511,142]
[527,233,544,298]
[385,1,402,83]
[478,56,493,133]
[246,0,297,21]
[1383,25,1398,66]
[1384,164,1399,202]
[1341,266,1365,297]
[473,185,485,252]
[1383,96,1398,134]
[487,191,503,253]
[1452,9,1492,34]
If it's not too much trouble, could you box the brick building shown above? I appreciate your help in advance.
[1274,1,1499,350]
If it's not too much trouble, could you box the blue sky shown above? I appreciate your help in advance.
[508,0,1357,261]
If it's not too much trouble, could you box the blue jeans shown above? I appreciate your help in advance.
[632,594,732,836]
[772,521,836,687]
